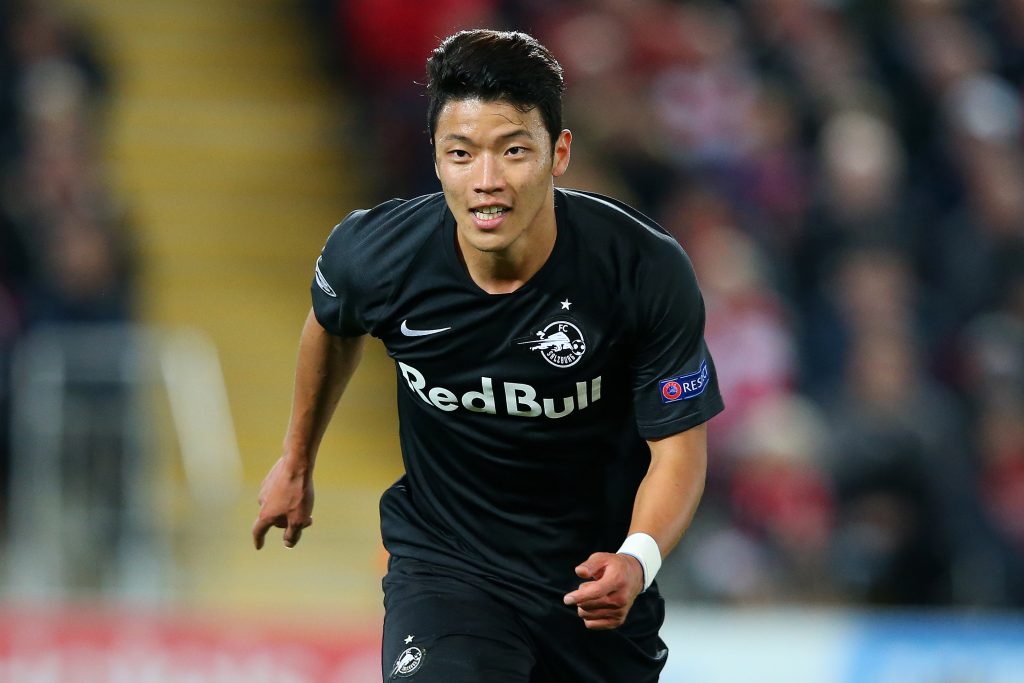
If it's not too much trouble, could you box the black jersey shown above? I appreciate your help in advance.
[312,188,723,595]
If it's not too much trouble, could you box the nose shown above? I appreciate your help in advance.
[473,153,505,194]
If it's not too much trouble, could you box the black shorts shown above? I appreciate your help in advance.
[381,556,667,682]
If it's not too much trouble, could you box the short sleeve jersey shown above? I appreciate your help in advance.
[312,188,724,595]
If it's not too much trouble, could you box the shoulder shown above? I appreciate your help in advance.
[561,188,679,252]
[314,193,447,331]
[328,193,447,252]
[558,188,692,274]
[319,193,446,277]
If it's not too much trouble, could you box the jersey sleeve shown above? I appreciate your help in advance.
[631,235,724,440]
[311,209,379,337]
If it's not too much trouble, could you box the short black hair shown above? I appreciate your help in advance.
[426,29,565,148]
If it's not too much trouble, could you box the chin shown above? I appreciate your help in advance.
[458,224,510,251]
[467,235,511,254]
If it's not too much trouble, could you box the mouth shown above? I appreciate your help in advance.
[472,205,509,222]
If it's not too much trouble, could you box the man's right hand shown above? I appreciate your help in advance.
[252,456,314,549]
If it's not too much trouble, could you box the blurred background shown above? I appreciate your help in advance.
[1,0,1023,680]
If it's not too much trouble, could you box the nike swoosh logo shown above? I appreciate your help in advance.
[401,320,452,337]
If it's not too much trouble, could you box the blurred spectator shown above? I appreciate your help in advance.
[734,83,809,261]
[959,283,1024,401]
[2,1,107,161]
[802,247,923,400]
[810,110,911,260]
[727,394,835,601]
[826,326,971,605]
[924,73,1024,340]
[984,0,1024,84]
[646,3,758,169]
[0,1,130,533]
[977,396,1024,541]
[332,0,501,197]
[975,393,1024,603]
[687,212,796,443]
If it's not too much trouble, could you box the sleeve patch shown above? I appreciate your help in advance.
[659,361,709,403]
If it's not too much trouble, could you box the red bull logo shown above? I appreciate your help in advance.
[398,362,602,419]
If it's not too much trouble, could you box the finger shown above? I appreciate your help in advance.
[582,617,622,631]
[575,556,604,579]
[578,603,626,626]
[577,601,624,619]
[581,610,618,626]
[283,517,312,548]
[252,517,273,550]
[564,581,611,606]
[575,587,624,611]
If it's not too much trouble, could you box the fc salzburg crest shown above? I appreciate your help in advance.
[391,646,425,678]
[518,320,587,368]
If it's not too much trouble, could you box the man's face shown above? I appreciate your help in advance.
[433,98,571,260]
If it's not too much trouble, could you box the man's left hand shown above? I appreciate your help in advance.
[562,552,644,630]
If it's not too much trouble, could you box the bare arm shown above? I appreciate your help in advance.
[564,423,708,629]
[629,423,708,555]
[252,308,365,549]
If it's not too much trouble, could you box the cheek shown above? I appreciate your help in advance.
[516,158,551,188]
[436,166,467,193]
[525,162,554,196]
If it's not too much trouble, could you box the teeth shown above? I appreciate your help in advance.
[474,206,506,220]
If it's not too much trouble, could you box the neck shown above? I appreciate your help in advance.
[458,206,557,295]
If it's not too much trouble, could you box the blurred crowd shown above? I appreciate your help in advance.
[3,0,1020,611]
[0,3,133,532]
[313,0,1024,608]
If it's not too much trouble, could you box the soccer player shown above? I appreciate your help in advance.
[252,29,723,682]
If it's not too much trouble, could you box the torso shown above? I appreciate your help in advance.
[312,188,723,592]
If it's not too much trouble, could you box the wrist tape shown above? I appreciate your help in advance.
[616,532,662,591]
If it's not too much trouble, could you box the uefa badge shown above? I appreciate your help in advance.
[661,380,684,402]
[659,360,709,404]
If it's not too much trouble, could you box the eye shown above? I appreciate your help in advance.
[449,149,470,160]
[506,146,527,156]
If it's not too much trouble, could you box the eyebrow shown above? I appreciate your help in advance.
[439,129,535,145]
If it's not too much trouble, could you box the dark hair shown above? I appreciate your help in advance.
[426,30,565,148]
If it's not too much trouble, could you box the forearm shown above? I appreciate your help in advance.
[629,423,708,558]
[564,425,709,623]
[282,308,365,471]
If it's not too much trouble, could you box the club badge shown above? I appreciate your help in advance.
[518,320,587,368]
[391,646,425,678]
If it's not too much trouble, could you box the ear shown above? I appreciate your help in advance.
[552,129,572,178]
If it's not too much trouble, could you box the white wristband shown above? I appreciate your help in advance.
[616,532,662,591]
